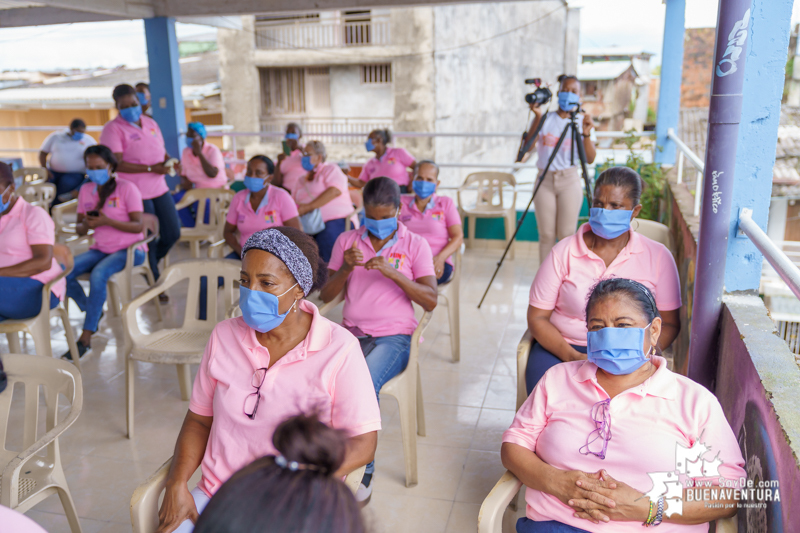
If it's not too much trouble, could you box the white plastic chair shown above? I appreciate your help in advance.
[0,244,81,371]
[633,218,672,249]
[121,259,241,439]
[437,243,463,363]
[12,167,48,184]
[457,172,517,259]
[17,181,56,209]
[0,353,83,533]
[52,199,79,243]
[320,293,432,487]
[173,189,235,260]
[130,458,365,533]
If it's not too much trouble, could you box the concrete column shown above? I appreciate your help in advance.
[143,17,185,169]
[654,0,685,165]
[726,0,794,291]
[219,16,260,148]
[563,8,580,76]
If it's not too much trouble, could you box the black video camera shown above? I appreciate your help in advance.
[524,78,552,106]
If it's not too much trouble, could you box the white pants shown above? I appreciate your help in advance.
[533,166,584,263]
[173,486,211,533]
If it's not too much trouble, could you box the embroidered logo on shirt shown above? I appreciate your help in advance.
[150,129,157,136]
[387,252,405,269]
[264,211,277,224]
[387,158,397,165]
[130,134,142,141]
[107,198,119,208]
[431,210,445,221]
[83,202,94,210]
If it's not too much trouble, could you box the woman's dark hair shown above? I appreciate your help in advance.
[274,226,328,293]
[363,176,400,209]
[585,278,660,325]
[0,162,13,187]
[193,413,365,533]
[135,82,149,91]
[70,118,86,131]
[84,145,119,211]
[286,122,303,137]
[595,166,643,206]
[112,84,137,104]
[557,74,579,89]
[249,155,275,175]
[369,128,391,144]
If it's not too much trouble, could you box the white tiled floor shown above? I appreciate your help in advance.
[2,238,539,533]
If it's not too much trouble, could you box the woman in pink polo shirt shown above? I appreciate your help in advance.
[0,162,65,321]
[63,145,145,360]
[351,129,416,193]
[525,167,681,393]
[157,227,380,533]
[400,160,463,284]
[503,279,745,533]
[100,84,179,282]
[271,123,307,194]
[321,177,438,503]
[292,140,354,263]
[175,122,228,227]
[223,155,301,259]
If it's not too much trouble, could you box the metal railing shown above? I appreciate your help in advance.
[260,117,394,144]
[667,127,704,216]
[254,16,391,49]
[738,208,800,300]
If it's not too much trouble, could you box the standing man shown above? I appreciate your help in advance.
[39,118,97,203]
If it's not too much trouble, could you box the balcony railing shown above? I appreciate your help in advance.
[254,16,391,49]
[260,117,394,144]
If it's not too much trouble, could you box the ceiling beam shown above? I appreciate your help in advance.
[30,0,154,19]
[0,6,124,27]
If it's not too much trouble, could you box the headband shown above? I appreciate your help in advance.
[242,229,313,296]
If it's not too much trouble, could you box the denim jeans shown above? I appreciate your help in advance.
[66,248,145,332]
[0,277,59,321]
[51,171,86,203]
[525,341,587,395]
[516,518,590,533]
[173,190,211,228]
[360,333,412,476]
[314,217,347,263]
[142,191,181,280]
[436,262,454,285]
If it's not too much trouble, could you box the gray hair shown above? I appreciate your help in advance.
[415,160,440,177]
[305,140,327,161]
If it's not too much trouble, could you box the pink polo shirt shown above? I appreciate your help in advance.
[99,114,168,200]
[292,162,353,222]
[77,178,145,255]
[0,198,65,299]
[530,224,681,346]
[399,194,461,265]
[358,147,415,187]
[189,300,382,497]
[503,356,746,532]
[0,505,48,533]
[329,223,435,337]
[181,143,227,189]
[278,150,307,193]
[225,186,300,248]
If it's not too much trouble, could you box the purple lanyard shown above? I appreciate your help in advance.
[579,398,612,460]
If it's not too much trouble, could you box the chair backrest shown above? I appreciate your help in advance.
[633,218,671,249]
[183,189,235,233]
[458,172,517,212]
[18,182,56,209]
[51,199,78,242]
[12,167,48,184]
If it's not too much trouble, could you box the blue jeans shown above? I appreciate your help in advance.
[66,248,145,332]
[143,192,181,280]
[517,518,590,533]
[314,217,347,263]
[525,342,587,395]
[197,251,240,321]
[360,333,412,475]
[173,190,211,228]
[51,171,86,204]
[0,277,59,321]
[436,262,454,285]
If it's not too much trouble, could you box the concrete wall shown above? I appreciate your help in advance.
[218,15,260,148]
[329,65,394,119]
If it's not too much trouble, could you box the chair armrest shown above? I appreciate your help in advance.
[411,310,433,346]
[478,471,523,533]
[174,191,198,211]
[516,330,533,410]
[208,239,228,259]
[126,232,157,271]
[344,464,366,495]
[130,457,173,533]
[319,292,345,316]
[122,267,183,347]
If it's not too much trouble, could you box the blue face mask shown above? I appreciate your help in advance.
[589,207,633,240]
[87,168,111,186]
[365,213,398,239]
[557,91,581,112]
[244,176,266,193]
[71,132,83,141]
[119,105,142,123]
[285,133,299,140]
[0,186,12,213]
[136,92,149,106]
[186,137,196,149]
[239,284,298,333]
[365,139,375,152]
[412,180,436,199]
[301,156,315,172]
[587,323,652,375]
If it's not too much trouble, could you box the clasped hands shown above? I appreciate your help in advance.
[557,469,649,524]
[343,241,396,278]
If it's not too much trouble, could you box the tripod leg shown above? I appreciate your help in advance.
[573,124,593,206]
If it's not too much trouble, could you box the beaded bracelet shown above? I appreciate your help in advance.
[643,500,656,526]
[651,497,665,526]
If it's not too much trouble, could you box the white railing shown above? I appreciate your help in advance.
[254,16,390,49]
[667,127,704,216]
[260,117,394,144]
[739,208,800,301]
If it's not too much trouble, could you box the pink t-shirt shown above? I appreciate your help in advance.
[225,186,300,248]
[529,223,682,346]
[0,505,48,533]
[0,198,65,299]
[99,114,168,200]
[358,147,416,187]
[189,301,382,497]
[328,223,435,337]
[278,150,307,194]
[503,356,746,532]
[292,162,353,222]
[77,178,145,255]
[399,193,461,265]
[181,143,227,189]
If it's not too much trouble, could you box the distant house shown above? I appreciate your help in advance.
[681,28,715,108]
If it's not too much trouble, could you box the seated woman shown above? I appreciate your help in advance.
[176,122,227,227]
[223,155,301,260]
[399,160,463,284]
[291,141,354,263]
[503,278,745,532]
[350,129,416,193]
[0,162,65,322]
[156,227,380,533]
[63,145,145,359]
[321,177,437,503]
[193,413,366,533]
[526,167,681,393]
[271,123,307,194]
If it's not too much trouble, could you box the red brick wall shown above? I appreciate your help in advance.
[681,28,716,108]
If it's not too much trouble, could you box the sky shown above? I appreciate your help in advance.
[0,0,798,72]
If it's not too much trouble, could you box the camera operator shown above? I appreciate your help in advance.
[523,74,596,262]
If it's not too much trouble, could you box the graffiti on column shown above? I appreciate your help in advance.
[711,171,723,214]
[716,9,751,78]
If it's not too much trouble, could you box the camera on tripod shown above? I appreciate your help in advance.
[524,78,552,107]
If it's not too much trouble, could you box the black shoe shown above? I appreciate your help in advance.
[62,341,89,361]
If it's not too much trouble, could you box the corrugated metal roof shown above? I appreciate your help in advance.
[577,61,633,81]
[580,47,655,59]
[0,84,218,107]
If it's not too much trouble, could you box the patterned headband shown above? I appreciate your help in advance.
[242,229,313,295]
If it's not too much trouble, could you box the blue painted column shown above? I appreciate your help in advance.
[144,17,185,187]
[726,0,794,290]
[654,0,685,165]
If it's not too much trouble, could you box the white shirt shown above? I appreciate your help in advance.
[535,113,596,172]
[40,129,97,173]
